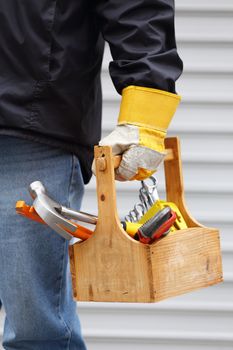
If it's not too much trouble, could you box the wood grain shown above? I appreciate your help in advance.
[69,137,223,302]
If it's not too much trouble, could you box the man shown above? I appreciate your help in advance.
[0,1,183,349]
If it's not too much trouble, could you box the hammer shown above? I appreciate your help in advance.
[28,181,97,240]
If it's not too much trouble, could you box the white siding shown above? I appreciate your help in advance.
[1,0,233,348]
[80,1,233,348]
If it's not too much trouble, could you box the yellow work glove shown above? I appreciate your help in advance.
[93,85,181,181]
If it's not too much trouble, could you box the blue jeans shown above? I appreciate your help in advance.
[0,136,87,350]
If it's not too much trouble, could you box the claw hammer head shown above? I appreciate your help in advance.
[29,181,77,240]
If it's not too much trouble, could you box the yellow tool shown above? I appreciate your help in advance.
[124,176,187,233]
[138,200,187,232]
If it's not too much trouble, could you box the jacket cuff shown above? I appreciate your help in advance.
[118,85,181,132]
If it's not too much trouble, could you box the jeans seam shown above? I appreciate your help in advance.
[67,154,75,208]
[62,154,76,349]
[57,240,72,349]
[67,330,72,350]
[56,155,75,348]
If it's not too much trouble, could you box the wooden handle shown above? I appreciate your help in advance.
[95,138,202,229]
[94,143,175,223]
[95,146,119,225]
[164,137,203,228]
[113,149,174,169]
[113,138,202,227]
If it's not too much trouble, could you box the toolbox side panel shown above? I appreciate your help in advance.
[69,142,223,303]
[69,245,78,299]
[72,224,154,302]
[150,228,223,301]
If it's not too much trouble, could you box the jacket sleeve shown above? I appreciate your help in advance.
[94,0,183,95]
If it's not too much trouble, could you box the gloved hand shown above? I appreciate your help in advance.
[93,86,181,181]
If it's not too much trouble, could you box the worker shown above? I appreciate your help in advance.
[0,1,183,349]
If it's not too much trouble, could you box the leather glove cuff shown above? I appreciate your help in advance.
[118,85,181,132]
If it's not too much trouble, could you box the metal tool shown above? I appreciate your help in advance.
[124,175,188,235]
[128,209,138,223]
[139,188,150,212]
[28,181,95,240]
[140,176,159,206]
[121,206,176,242]
[138,200,188,231]
[125,176,159,222]
[18,182,167,242]
[16,198,144,241]
[57,206,97,225]
[16,200,94,241]
[17,177,184,243]
[133,203,145,221]
[137,207,177,244]
[125,214,133,223]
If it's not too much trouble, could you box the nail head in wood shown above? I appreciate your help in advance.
[100,194,105,201]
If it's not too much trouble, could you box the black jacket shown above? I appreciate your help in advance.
[0,0,182,183]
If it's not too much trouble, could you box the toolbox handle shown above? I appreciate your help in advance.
[69,137,221,303]
[164,138,204,227]
[113,139,203,227]
[113,149,174,169]
[94,137,203,237]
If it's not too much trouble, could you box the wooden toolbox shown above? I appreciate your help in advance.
[69,137,223,303]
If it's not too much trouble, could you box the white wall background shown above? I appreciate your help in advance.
[1,0,233,348]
